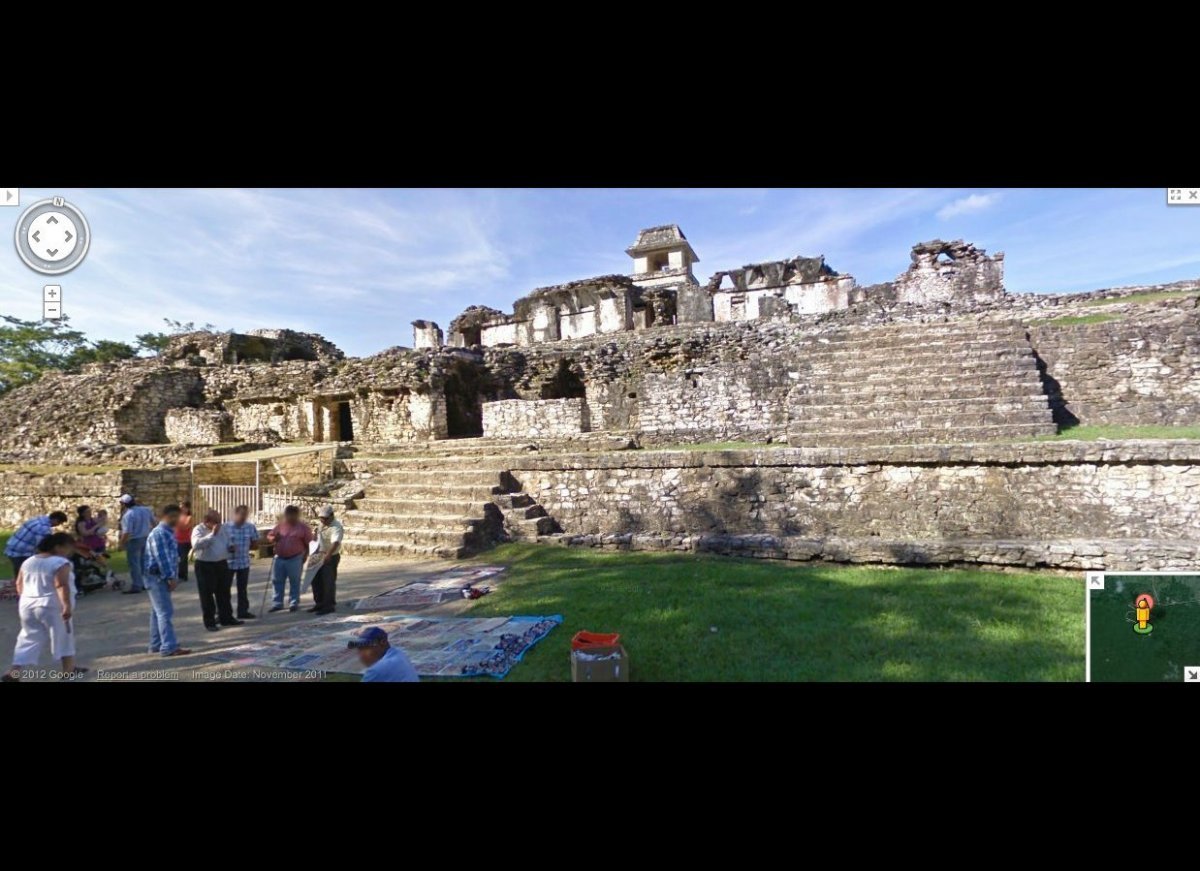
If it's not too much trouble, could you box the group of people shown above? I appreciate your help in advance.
[3,497,366,677]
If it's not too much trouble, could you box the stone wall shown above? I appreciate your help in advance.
[0,467,189,531]
[348,390,447,442]
[165,408,234,445]
[482,398,590,438]
[893,240,1005,306]
[505,442,1200,570]
[1029,305,1200,426]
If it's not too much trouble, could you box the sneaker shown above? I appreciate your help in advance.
[204,624,221,632]
[268,604,285,612]
[307,605,321,613]
[219,619,244,627]
[289,604,299,612]
[237,612,257,620]
[163,648,192,657]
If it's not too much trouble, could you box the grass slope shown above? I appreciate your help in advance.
[464,544,1083,682]
[1029,424,1200,442]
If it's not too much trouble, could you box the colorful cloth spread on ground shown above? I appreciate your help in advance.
[353,565,507,610]
[211,611,560,678]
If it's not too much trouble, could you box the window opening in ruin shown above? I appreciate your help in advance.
[540,359,587,400]
[628,392,637,399]
[936,252,955,264]
[691,379,698,388]
[337,402,354,441]
[459,326,482,347]
[649,253,669,272]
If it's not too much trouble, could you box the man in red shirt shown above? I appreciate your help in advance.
[267,505,314,613]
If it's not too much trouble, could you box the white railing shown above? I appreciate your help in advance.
[195,484,260,523]
[259,488,293,524]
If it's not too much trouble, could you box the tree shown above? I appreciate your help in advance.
[0,316,138,395]
[135,318,218,356]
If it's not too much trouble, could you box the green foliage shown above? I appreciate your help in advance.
[1081,289,1198,307]
[0,315,134,395]
[458,544,1083,681]
[1028,313,1123,327]
[1031,424,1200,441]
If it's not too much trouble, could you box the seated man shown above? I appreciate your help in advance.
[347,627,419,682]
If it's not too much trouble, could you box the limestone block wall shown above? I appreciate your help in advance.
[506,442,1200,570]
[165,408,233,445]
[1029,308,1200,426]
[350,391,447,442]
[230,399,308,441]
[482,398,589,438]
[0,467,191,531]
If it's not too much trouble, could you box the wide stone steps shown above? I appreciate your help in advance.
[354,496,488,516]
[796,338,1029,359]
[789,409,1052,434]
[789,422,1056,446]
[791,382,1041,403]
[806,360,1035,381]
[343,510,483,532]
[791,397,1051,419]
[794,329,1028,351]
[802,366,1037,389]
[352,482,505,500]
[340,524,480,546]
[346,468,504,486]
[339,538,468,559]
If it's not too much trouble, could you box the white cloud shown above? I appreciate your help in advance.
[936,193,1000,220]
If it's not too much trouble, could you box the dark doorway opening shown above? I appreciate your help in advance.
[444,360,485,438]
[337,401,354,441]
[540,359,587,400]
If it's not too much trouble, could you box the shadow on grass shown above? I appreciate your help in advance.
[463,544,1083,682]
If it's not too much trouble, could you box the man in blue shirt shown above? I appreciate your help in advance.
[348,627,419,682]
[227,505,260,619]
[118,494,155,594]
[4,511,68,578]
[143,505,191,658]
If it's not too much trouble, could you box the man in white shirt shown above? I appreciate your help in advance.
[308,505,344,616]
[191,510,242,631]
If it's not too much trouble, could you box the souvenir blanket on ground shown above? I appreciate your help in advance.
[352,565,507,610]
[211,611,560,678]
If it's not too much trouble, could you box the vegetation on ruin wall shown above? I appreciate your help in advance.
[1027,424,1200,442]
[454,543,1082,682]
[1082,289,1199,308]
[1029,313,1123,327]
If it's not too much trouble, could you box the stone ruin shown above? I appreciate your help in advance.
[1,224,1198,572]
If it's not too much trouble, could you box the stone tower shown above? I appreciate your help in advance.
[627,224,700,288]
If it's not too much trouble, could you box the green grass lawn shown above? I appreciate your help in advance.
[0,530,130,581]
[1028,424,1200,442]
[1029,313,1123,327]
[1081,289,1197,307]
[461,544,1083,681]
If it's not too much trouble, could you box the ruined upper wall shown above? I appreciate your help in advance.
[892,239,1005,306]
[163,329,343,365]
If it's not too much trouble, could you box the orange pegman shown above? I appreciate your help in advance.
[1133,595,1154,635]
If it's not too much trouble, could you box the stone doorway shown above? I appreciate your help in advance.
[444,360,484,438]
[337,401,354,441]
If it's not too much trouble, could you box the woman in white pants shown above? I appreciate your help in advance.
[3,532,83,681]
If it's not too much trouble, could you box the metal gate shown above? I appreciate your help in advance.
[195,485,259,521]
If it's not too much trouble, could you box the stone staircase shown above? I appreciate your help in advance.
[339,450,558,558]
[786,321,1057,446]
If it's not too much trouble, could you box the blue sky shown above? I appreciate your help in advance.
[0,188,1196,358]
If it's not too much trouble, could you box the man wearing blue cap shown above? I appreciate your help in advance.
[348,627,419,682]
